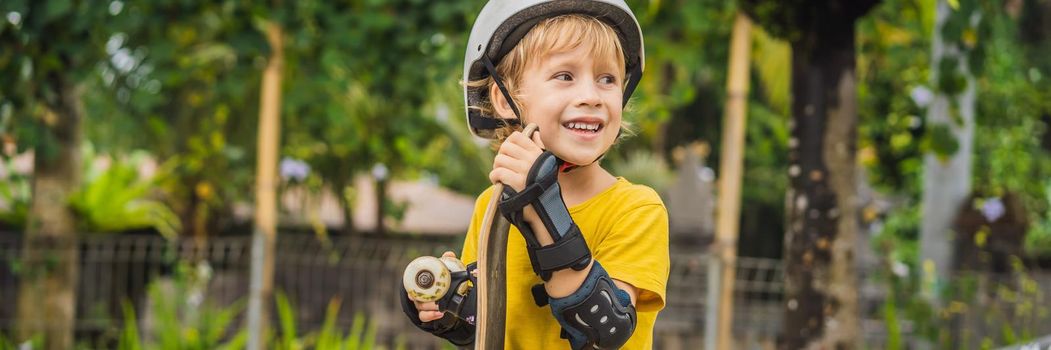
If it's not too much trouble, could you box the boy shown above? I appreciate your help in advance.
[401,1,669,349]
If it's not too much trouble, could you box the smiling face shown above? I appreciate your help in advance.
[487,14,627,166]
[497,46,624,165]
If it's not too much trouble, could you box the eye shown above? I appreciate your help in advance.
[598,75,618,85]
[553,72,573,81]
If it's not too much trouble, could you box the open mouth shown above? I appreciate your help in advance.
[561,121,604,134]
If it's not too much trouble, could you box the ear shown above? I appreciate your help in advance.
[489,82,517,119]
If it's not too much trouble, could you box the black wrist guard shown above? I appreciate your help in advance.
[399,262,477,346]
[498,151,592,281]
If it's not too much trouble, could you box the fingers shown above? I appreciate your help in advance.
[419,311,444,322]
[414,300,444,322]
[531,131,545,149]
[505,130,544,154]
[410,252,459,323]
[498,140,535,161]
[492,130,545,192]
[414,300,438,311]
[493,154,529,175]
[489,167,526,191]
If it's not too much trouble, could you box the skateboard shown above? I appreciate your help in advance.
[404,124,539,349]
[476,123,537,349]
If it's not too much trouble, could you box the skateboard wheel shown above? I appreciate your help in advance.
[404,256,466,302]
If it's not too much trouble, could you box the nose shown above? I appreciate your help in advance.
[574,80,603,108]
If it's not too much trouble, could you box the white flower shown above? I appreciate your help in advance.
[981,197,1006,223]
[892,261,909,278]
[910,86,934,107]
[372,163,389,180]
[280,157,310,182]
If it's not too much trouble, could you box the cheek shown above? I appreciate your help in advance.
[606,109,623,142]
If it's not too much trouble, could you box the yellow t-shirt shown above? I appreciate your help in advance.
[461,177,670,350]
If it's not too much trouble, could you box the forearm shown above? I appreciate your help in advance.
[524,207,594,298]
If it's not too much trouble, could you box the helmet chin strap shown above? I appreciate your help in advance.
[483,54,621,174]
[556,130,620,173]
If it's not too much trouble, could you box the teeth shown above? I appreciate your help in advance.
[564,122,600,131]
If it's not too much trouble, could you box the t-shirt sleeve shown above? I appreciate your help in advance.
[595,202,670,313]
[460,187,494,265]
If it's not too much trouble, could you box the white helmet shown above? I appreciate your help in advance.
[463,0,646,139]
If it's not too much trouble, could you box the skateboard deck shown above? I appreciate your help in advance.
[475,123,538,349]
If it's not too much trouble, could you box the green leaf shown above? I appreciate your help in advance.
[922,124,960,160]
[275,291,297,350]
[44,0,74,22]
[345,312,365,350]
[204,300,246,346]
[937,57,966,95]
[316,297,343,350]
[118,302,143,350]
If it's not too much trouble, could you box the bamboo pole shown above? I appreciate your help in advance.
[247,21,285,350]
[707,12,752,350]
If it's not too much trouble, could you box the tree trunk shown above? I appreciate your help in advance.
[16,77,83,350]
[781,19,861,350]
[919,0,976,299]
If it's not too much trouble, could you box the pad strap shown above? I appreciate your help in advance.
[399,262,477,346]
[498,151,592,280]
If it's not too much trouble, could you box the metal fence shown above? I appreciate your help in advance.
[1,232,466,348]
[1,232,1049,349]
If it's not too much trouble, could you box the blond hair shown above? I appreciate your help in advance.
[466,14,633,145]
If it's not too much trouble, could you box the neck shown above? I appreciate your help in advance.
[557,162,617,208]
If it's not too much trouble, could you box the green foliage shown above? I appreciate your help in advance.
[751,27,791,115]
[742,103,790,206]
[739,0,881,43]
[0,146,181,235]
[274,291,299,350]
[114,264,238,350]
[69,147,181,237]
[970,3,1051,244]
[129,261,247,350]
[73,0,501,237]
[273,291,380,350]
[857,0,931,194]
[622,0,736,149]
[82,1,264,237]
[921,124,960,160]
[0,0,116,112]
[608,149,674,192]
[118,302,142,350]
[0,333,41,350]
[279,0,490,200]
[875,200,1050,346]
[1025,181,1051,255]
[0,157,31,228]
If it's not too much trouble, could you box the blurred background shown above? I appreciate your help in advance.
[1,0,1050,349]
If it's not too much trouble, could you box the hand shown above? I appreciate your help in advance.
[411,251,458,322]
[489,130,546,193]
